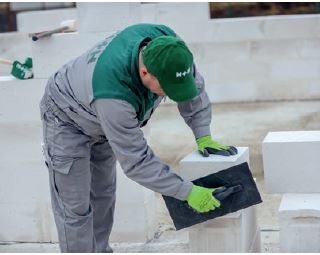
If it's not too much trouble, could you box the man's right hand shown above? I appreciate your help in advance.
[187,185,221,213]
[196,135,238,157]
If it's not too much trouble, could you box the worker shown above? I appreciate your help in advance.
[40,23,237,252]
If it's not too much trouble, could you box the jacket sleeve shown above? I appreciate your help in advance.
[177,65,212,139]
[92,98,193,201]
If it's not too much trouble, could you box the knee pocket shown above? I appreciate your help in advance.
[64,203,93,219]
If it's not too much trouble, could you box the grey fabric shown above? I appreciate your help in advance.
[48,32,119,109]
[177,65,212,139]
[41,95,115,252]
[43,75,193,200]
[92,99,193,201]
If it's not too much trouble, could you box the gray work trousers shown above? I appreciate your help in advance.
[40,96,116,252]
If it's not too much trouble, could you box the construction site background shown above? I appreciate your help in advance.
[1,2,320,32]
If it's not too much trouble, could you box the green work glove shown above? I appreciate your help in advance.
[187,185,221,213]
[196,135,238,157]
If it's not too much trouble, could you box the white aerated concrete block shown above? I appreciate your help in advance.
[31,32,107,78]
[0,33,31,76]
[77,3,140,33]
[0,202,57,243]
[188,38,320,103]
[189,207,260,252]
[29,13,320,102]
[300,39,320,59]
[180,148,260,252]
[141,3,209,25]
[263,14,320,40]
[250,227,261,252]
[271,60,320,81]
[263,131,320,193]
[0,158,58,243]
[279,194,320,252]
[185,15,320,44]
[0,78,58,242]
[0,79,46,122]
[179,147,249,181]
[17,8,77,33]
[110,163,156,243]
[0,78,155,243]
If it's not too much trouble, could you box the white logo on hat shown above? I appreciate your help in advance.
[176,67,191,78]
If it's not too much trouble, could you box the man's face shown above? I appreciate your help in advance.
[145,74,166,97]
[140,67,166,97]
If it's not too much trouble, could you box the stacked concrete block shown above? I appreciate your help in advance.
[189,207,260,252]
[262,131,320,193]
[179,147,260,252]
[141,3,209,25]
[26,6,320,103]
[0,160,58,243]
[189,43,320,103]
[28,3,158,78]
[0,77,157,243]
[0,33,31,59]
[179,147,249,180]
[31,32,107,78]
[77,3,141,33]
[176,14,320,44]
[175,15,320,103]
[16,8,77,33]
[0,79,46,122]
[0,79,58,242]
[0,33,32,76]
[262,14,320,40]
[279,194,320,252]
[76,3,209,34]
[262,131,320,252]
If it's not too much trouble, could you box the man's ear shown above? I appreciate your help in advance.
[140,66,148,78]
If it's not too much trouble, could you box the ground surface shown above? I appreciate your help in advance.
[1,99,319,253]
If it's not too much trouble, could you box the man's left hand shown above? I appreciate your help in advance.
[196,135,238,157]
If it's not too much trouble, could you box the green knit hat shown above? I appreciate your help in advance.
[142,36,197,102]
